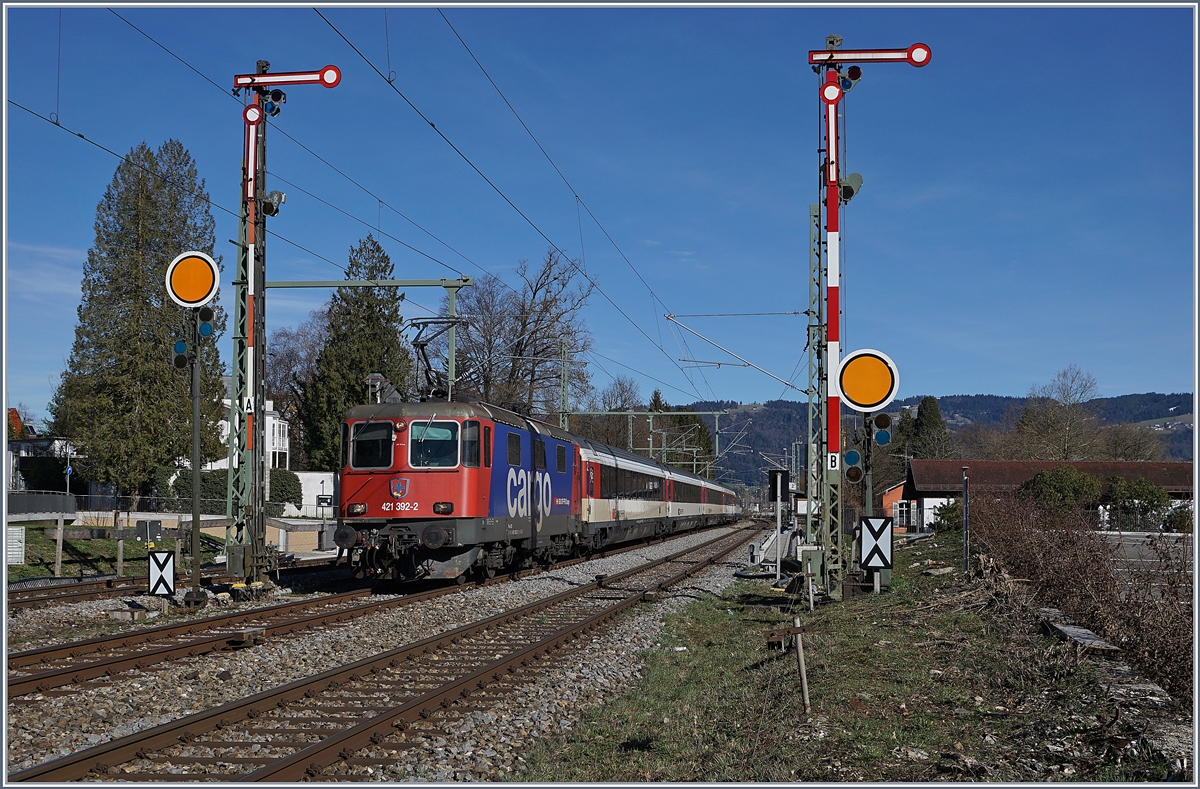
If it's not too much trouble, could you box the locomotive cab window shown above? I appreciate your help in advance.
[409,421,460,468]
[340,423,350,469]
[351,421,394,469]
[462,421,481,468]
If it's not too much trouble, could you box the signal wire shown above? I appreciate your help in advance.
[317,8,705,401]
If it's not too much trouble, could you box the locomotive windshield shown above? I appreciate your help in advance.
[351,421,394,469]
[410,421,460,468]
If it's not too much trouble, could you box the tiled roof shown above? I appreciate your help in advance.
[902,459,1193,500]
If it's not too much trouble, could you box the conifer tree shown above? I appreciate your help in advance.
[48,140,226,497]
[912,396,953,459]
[299,235,412,470]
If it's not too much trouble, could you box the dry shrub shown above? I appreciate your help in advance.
[973,492,1193,704]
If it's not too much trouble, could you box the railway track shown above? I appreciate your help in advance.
[7,526,740,701]
[6,558,339,611]
[9,526,753,782]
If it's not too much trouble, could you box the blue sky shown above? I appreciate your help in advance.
[4,5,1195,426]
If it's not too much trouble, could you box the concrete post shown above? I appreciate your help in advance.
[54,514,64,577]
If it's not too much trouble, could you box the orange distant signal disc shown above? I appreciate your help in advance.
[838,349,899,412]
[165,251,219,308]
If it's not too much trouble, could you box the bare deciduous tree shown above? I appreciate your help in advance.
[1013,365,1102,460]
[267,307,327,471]
[1097,422,1164,461]
[435,249,593,415]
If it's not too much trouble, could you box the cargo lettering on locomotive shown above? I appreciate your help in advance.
[506,467,552,519]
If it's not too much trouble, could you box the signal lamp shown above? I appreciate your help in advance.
[873,413,892,430]
[840,65,862,92]
[874,429,892,446]
[840,172,863,202]
[261,190,286,217]
[173,338,189,369]
[197,306,215,337]
[843,448,864,484]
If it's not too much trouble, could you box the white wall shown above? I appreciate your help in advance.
[284,471,336,518]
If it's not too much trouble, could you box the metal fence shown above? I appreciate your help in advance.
[7,490,77,515]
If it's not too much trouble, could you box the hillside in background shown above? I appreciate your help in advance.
[687,392,1193,487]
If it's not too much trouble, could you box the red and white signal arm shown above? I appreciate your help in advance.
[165,251,220,308]
[809,43,931,68]
[234,65,341,89]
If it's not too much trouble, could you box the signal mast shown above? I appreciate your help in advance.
[805,36,930,598]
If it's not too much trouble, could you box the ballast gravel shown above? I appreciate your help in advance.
[6,526,764,777]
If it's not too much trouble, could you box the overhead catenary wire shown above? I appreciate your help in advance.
[317,8,706,402]
[106,8,484,283]
[99,12,695,408]
[436,8,716,401]
[102,9,724,406]
[5,99,440,320]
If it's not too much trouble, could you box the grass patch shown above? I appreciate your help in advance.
[6,526,219,581]
[516,538,1173,782]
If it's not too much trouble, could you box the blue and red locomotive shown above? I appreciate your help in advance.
[333,400,741,582]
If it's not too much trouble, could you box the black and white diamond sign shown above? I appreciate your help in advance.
[148,551,175,596]
[860,516,893,570]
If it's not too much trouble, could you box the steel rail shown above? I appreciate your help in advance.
[7,558,337,610]
[9,527,753,782]
[8,524,732,696]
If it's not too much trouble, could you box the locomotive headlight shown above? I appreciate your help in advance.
[433,502,454,515]
[346,502,368,516]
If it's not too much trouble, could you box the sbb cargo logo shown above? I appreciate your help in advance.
[507,468,552,519]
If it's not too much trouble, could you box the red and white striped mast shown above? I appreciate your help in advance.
[808,39,929,593]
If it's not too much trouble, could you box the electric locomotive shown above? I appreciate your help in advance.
[332,400,740,582]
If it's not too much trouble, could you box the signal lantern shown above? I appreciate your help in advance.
[840,65,862,92]
[264,89,286,117]
[843,448,864,484]
[173,339,189,369]
[197,306,215,338]
[873,412,892,446]
[261,190,286,217]
[840,172,863,202]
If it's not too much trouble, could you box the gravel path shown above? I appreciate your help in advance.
[7,526,761,777]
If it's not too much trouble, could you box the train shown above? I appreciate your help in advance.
[332,400,742,582]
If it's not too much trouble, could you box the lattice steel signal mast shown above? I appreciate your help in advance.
[806,39,929,598]
[227,62,341,582]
